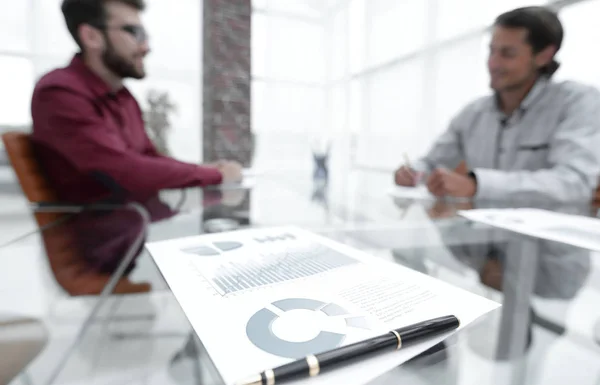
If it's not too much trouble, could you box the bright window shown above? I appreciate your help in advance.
[0,57,34,126]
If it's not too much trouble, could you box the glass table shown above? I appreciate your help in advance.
[5,170,600,385]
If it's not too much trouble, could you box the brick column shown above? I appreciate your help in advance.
[202,0,253,166]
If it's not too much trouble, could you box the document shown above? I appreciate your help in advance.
[387,185,435,200]
[458,208,600,252]
[242,168,265,178]
[217,178,256,190]
[146,227,499,385]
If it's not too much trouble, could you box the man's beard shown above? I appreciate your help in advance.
[102,41,145,80]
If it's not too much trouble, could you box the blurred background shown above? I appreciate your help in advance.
[2,0,599,196]
[0,0,598,236]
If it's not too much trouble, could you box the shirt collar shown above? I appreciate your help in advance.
[69,53,128,99]
[490,75,550,116]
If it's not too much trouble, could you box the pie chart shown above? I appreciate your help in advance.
[246,298,373,359]
[181,241,243,256]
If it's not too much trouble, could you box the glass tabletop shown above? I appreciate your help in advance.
[5,170,600,385]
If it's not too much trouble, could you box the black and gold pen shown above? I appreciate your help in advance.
[236,315,459,385]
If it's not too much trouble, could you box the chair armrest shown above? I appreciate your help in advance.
[1,202,144,250]
[31,201,129,213]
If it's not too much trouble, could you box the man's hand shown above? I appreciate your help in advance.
[426,168,477,198]
[217,160,243,183]
[394,166,419,186]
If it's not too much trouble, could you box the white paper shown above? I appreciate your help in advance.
[387,186,435,200]
[146,227,499,385]
[242,168,265,178]
[458,208,600,252]
[218,177,256,190]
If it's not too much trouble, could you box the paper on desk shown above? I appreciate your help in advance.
[146,227,499,385]
[218,177,256,190]
[387,185,435,200]
[458,208,600,252]
[242,168,265,178]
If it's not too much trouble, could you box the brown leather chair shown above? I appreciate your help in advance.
[1,132,150,296]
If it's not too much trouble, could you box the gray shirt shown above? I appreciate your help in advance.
[414,77,600,203]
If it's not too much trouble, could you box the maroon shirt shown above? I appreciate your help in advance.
[30,55,222,273]
[31,54,222,204]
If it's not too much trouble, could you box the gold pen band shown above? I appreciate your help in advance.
[390,330,402,350]
[265,369,275,385]
[306,354,320,377]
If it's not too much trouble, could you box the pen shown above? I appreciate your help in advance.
[236,315,459,385]
[403,152,412,170]
[403,152,420,186]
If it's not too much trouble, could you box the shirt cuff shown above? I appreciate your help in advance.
[472,168,505,201]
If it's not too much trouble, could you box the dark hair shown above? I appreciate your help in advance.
[61,0,146,49]
[494,6,563,76]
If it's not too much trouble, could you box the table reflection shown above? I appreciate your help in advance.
[391,197,593,369]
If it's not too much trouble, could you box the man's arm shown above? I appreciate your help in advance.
[413,113,466,174]
[32,87,222,195]
[473,88,600,203]
[141,134,166,158]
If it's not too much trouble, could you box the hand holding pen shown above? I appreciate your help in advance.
[394,153,423,187]
[236,315,459,385]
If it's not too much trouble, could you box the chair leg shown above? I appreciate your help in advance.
[43,203,150,385]
[96,281,185,341]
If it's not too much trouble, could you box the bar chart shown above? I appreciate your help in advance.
[203,243,359,296]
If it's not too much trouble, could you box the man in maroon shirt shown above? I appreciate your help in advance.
[30,0,242,273]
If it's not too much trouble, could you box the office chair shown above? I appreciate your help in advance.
[1,132,151,296]
[1,132,165,385]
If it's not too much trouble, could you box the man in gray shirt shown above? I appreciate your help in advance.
[395,6,600,203]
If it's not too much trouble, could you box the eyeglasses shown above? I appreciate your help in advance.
[95,24,149,44]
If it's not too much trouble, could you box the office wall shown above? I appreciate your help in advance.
[0,0,203,164]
